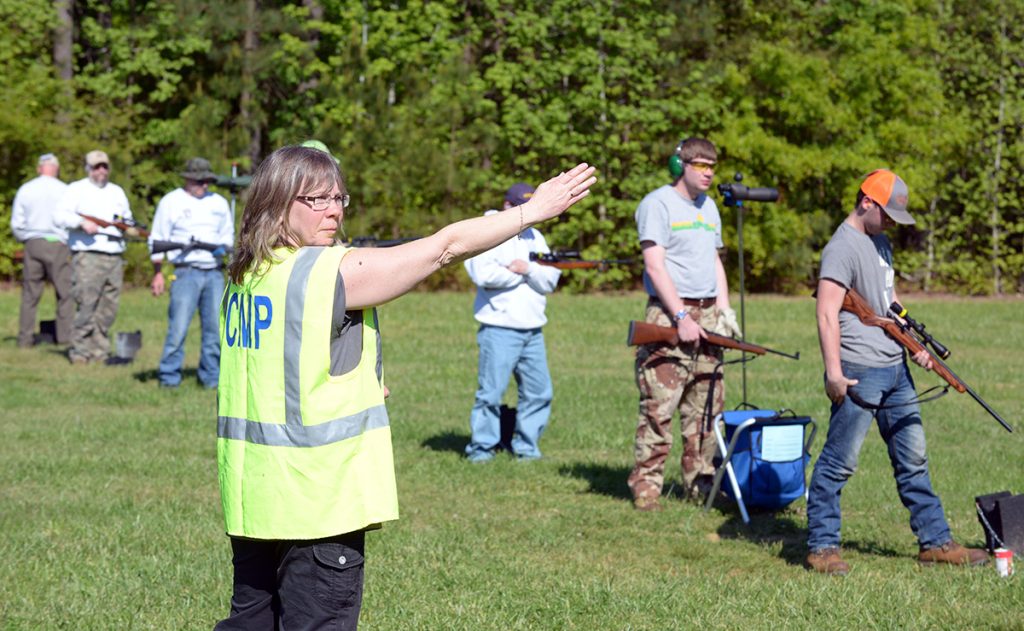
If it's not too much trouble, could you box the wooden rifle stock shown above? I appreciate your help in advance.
[78,213,150,239]
[840,288,963,392]
[840,287,1012,432]
[626,321,796,357]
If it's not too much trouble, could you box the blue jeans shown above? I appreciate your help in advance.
[466,325,553,460]
[807,360,951,551]
[158,267,224,387]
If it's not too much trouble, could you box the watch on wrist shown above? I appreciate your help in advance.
[674,309,688,324]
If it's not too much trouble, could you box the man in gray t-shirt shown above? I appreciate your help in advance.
[627,137,741,512]
[806,169,987,575]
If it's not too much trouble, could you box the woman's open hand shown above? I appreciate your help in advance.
[524,163,597,223]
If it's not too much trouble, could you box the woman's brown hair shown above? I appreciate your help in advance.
[228,146,344,284]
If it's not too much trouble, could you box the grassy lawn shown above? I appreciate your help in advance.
[1,287,1021,630]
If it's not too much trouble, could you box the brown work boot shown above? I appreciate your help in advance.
[805,547,850,576]
[684,475,714,504]
[633,496,663,512]
[918,540,989,566]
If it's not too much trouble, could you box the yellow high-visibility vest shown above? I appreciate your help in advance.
[217,246,398,540]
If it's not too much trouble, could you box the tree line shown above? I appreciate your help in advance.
[1,0,1021,294]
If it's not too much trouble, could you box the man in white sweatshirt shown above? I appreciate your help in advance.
[148,157,234,389]
[54,150,134,364]
[464,183,562,462]
[11,153,71,347]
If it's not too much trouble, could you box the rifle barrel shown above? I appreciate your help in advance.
[931,354,1014,433]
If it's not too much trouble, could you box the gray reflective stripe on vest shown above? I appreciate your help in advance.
[373,308,383,382]
[284,247,324,426]
[217,404,389,447]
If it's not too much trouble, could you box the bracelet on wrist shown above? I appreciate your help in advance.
[673,309,689,324]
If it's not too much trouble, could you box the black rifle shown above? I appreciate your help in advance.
[151,238,233,258]
[529,250,634,271]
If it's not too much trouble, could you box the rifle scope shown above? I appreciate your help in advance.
[889,302,951,359]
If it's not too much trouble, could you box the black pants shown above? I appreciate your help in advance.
[215,530,366,630]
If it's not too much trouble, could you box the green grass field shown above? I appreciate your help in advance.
[1,288,1021,630]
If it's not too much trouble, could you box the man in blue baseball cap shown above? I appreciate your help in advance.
[463,182,562,463]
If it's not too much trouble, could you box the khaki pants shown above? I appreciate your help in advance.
[19,239,73,347]
[69,251,124,362]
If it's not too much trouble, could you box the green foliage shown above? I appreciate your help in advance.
[0,0,1022,293]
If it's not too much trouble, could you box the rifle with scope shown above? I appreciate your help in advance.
[626,321,799,360]
[529,251,634,271]
[840,287,1013,433]
[78,213,150,239]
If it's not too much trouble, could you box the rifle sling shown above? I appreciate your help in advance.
[846,384,949,411]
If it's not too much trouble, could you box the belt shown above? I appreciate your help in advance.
[74,250,122,256]
[174,263,221,271]
[681,297,717,308]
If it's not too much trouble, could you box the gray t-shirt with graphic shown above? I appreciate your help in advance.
[636,184,723,299]
[819,221,903,367]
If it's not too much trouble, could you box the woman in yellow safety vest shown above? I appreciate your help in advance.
[213,143,596,630]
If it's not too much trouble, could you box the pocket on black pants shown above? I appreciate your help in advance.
[311,539,365,610]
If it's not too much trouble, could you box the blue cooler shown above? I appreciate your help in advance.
[706,409,817,522]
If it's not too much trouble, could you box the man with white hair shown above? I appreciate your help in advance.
[54,150,134,364]
[11,153,71,347]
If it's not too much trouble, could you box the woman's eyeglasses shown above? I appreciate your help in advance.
[295,194,351,211]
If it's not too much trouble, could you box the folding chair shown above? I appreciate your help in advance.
[703,409,817,523]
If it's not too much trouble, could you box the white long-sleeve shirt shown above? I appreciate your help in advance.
[147,188,234,269]
[464,210,561,330]
[11,175,69,242]
[54,178,133,254]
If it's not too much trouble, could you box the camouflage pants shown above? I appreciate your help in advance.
[69,252,123,362]
[628,300,725,502]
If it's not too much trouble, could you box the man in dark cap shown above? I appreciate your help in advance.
[147,157,235,388]
[806,169,988,575]
[463,183,562,462]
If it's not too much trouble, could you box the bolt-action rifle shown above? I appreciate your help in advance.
[151,238,233,258]
[530,251,634,271]
[840,287,1013,433]
[626,321,800,360]
[78,213,149,239]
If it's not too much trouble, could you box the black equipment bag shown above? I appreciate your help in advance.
[975,491,1024,554]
